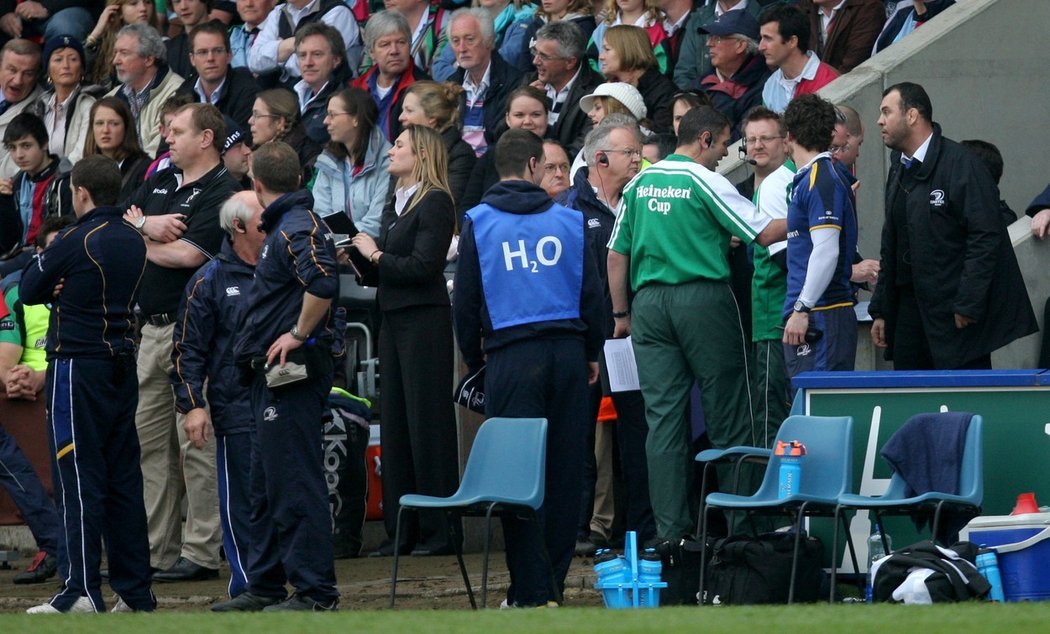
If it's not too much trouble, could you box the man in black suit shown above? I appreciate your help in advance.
[525,21,601,157]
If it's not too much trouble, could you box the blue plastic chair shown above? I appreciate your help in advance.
[694,446,772,537]
[389,417,557,609]
[837,413,983,550]
[699,415,858,604]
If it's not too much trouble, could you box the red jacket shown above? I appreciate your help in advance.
[795,61,839,98]
[350,64,429,142]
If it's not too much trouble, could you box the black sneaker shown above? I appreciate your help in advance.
[13,551,57,585]
[152,557,219,582]
[262,593,339,612]
[211,592,285,612]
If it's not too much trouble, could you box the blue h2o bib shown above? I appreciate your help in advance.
[468,203,584,330]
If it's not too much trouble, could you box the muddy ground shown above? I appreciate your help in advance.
[0,542,605,612]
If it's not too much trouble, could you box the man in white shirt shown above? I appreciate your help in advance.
[248,0,362,86]
[757,4,838,113]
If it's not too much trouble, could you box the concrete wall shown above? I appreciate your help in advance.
[720,0,1050,368]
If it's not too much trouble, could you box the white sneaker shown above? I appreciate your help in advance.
[111,597,133,613]
[27,596,96,614]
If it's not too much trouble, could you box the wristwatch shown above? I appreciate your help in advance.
[134,216,147,233]
[290,325,307,342]
[612,310,630,319]
[793,300,812,314]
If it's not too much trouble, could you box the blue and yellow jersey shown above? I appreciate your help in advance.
[783,154,858,317]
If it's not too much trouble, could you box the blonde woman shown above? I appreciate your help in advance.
[350,125,459,558]
[398,81,476,209]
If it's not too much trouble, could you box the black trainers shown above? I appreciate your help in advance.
[13,551,57,585]
[152,557,219,582]
[211,592,285,612]
[262,593,339,612]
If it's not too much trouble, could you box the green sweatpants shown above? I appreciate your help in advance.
[631,280,757,540]
[753,338,791,450]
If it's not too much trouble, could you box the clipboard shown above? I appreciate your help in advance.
[320,213,374,283]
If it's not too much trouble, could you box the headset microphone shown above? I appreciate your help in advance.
[738,146,757,165]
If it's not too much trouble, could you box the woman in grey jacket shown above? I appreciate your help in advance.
[313,87,392,238]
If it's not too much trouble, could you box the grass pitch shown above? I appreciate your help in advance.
[1,602,1048,633]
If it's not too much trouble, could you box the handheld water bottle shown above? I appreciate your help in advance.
[776,440,807,499]
[865,523,892,603]
[976,549,1006,602]
[594,549,627,587]
[637,548,663,606]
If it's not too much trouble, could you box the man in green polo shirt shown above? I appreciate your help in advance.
[607,106,785,541]
[743,107,796,450]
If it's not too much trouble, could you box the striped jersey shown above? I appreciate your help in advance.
[608,154,771,289]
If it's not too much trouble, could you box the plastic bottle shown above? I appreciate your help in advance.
[976,549,1006,602]
[594,549,627,587]
[776,440,807,498]
[865,523,892,603]
[637,548,663,606]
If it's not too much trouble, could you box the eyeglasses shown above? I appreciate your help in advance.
[544,162,570,174]
[600,148,642,159]
[530,46,566,62]
[742,135,783,147]
[191,47,228,57]
[250,110,281,120]
[830,142,852,154]
[707,35,740,45]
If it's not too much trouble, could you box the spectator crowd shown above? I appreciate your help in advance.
[0,0,1042,615]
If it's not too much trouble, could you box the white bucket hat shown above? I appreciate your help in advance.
[579,82,647,121]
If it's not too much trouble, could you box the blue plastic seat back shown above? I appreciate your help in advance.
[958,415,983,503]
[753,415,854,501]
[878,413,983,502]
[457,417,548,509]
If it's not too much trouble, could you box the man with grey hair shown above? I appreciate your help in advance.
[525,20,601,156]
[350,10,429,142]
[106,24,186,157]
[171,190,265,602]
[557,116,657,551]
[675,0,760,91]
[447,7,522,156]
[248,0,362,86]
[697,10,770,141]
[0,39,43,179]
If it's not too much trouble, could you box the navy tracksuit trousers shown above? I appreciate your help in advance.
[44,357,154,612]
[0,424,59,555]
[246,356,338,604]
[486,337,589,607]
[216,431,252,597]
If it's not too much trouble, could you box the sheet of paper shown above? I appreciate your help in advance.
[604,337,640,393]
